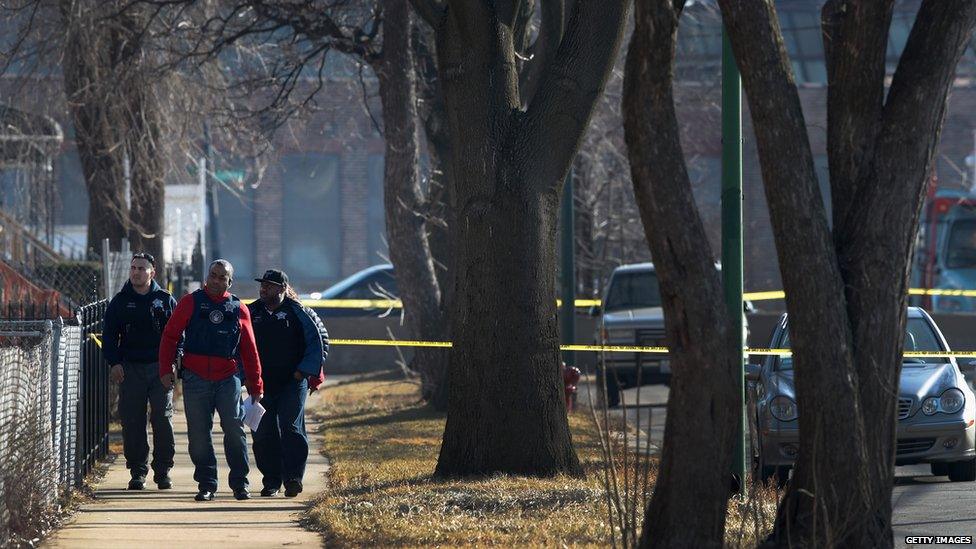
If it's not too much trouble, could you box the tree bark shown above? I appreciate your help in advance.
[373,0,449,407]
[125,52,167,274]
[61,1,129,255]
[415,21,454,411]
[623,1,739,546]
[717,0,976,545]
[414,0,630,477]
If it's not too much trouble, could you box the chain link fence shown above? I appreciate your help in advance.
[0,301,107,547]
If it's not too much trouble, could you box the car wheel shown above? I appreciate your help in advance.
[947,458,976,482]
[931,462,950,477]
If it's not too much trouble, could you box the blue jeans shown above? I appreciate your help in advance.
[182,369,249,492]
[252,378,308,489]
[118,361,174,479]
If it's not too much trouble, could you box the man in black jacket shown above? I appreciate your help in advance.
[248,269,326,498]
[102,252,178,490]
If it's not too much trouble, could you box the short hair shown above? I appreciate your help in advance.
[131,252,155,267]
[209,259,234,279]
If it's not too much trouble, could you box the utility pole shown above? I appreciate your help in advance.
[722,26,746,495]
[561,169,576,366]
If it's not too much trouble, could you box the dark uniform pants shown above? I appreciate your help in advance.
[252,378,309,489]
[119,361,175,479]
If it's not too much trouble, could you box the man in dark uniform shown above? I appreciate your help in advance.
[248,269,326,498]
[102,252,177,490]
[159,259,263,501]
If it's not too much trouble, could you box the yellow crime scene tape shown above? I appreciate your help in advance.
[290,288,975,309]
[329,339,976,359]
[86,286,976,357]
[298,298,603,308]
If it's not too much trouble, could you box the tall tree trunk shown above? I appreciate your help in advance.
[60,7,129,255]
[415,20,454,411]
[717,0,976,545]
[414,0,630,477]
[623,1,739,546]
[373,0,448,405]
[127,78,167,275]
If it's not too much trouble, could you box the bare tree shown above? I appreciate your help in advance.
[59,1,169,269]
[711,0,976,545]
[622,1,738,546]
[0,0,223,277]
[410,0,630,476]
[140,0,453,404]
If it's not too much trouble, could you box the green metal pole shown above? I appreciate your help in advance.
[722,26,747,494]
[561,169,576,366]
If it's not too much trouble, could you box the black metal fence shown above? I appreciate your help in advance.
[75,300,108,486]
[0,299,108,545]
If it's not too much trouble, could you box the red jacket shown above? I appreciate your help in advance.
[159,288,264,396]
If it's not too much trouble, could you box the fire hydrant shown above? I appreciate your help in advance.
[562,361,581,413]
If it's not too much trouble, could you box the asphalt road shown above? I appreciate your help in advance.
[581,382,976,546]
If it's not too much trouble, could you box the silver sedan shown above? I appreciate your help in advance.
[747,307,976,486]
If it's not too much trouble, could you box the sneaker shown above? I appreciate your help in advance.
[233,488,250,500]
[128,477,146,490]
[154,473,172,490]
[260,486,279,497]
[194,490,215,502]
[283,480,302,498]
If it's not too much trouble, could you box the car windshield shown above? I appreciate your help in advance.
[946,218,976,269]
[604,271,662,312]
[777,317,948,370]
[322,267,394,298]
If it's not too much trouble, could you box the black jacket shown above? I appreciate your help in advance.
[247,297,325,394]
[103,280,177,364]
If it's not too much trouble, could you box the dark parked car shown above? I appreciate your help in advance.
[748,307,976,486]
[300,264,398,317]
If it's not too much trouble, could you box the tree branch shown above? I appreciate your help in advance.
[822,0,894,241]
[520,0,629,193]
[518,0,565,107]
[409,0,447,28]
[837,0,976,290]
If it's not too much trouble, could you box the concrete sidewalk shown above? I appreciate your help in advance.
[45,390,330,548]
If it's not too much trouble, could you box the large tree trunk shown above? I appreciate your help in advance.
[415,0,630,477]
[126,77,167,275]
[438,185,580,475]
[373,0,448,406]
[717,0,976,545]
[60,2,129,255]
[623,2,739,546]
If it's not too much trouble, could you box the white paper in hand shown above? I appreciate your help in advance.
[242,397,266,431]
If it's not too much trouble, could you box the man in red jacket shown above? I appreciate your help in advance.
[159,259,263,501]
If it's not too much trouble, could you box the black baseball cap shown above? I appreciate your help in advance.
[255,269,288,286]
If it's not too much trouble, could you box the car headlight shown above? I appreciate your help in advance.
[940,388,965,414]
[922,389,966,415]
[770,396,797,421]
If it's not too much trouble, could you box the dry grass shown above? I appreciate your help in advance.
[306,375,779,547]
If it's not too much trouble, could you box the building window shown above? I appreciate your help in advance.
[281,154,342,288]
[215,175,256,281]
[366,154,387,265]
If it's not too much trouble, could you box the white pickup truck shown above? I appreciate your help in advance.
[593,263,668,407]
[594,262,750,407]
